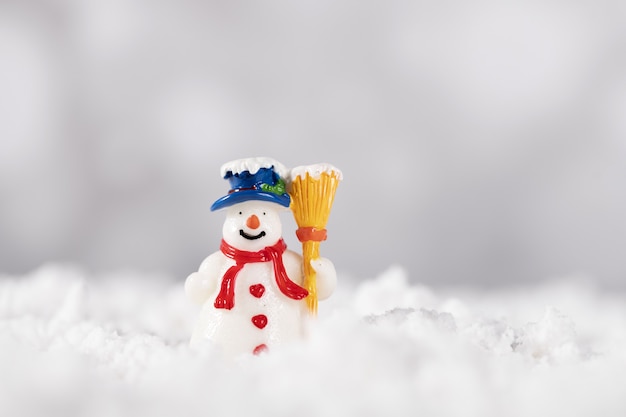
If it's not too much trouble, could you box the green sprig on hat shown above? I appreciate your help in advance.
[260,178,286,196]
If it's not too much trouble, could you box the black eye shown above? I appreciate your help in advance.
[262,212,266,215]
[238,211,242,215]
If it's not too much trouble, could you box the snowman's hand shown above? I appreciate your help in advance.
[310,257,337,300]
[185,271,217,304]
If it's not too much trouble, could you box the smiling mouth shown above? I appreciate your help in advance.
[239,230,266,240]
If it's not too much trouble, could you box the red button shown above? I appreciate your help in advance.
[252,314,268,329]
[249,284,265,298]
[253,344,268,355]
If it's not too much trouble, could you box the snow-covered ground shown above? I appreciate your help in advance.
[1,264,625,417]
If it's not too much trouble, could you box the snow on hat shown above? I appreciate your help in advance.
[210,157,291,211]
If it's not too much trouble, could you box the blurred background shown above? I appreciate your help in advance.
[1,0,625,288]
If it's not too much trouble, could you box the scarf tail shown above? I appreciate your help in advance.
[267,247,309,300]
[214,263,243,310]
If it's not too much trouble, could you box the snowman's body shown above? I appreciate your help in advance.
[189,245,306,356]
[186,183,336,357]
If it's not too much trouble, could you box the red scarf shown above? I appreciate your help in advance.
[214,239,309,310]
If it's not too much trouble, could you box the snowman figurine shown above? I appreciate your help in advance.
[185,157,337,357]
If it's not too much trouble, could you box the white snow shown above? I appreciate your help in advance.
[290,163,344,181]
[220,157,289,179]
[1,264,626,417]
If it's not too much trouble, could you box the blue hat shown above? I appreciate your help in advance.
[210,160,291,211]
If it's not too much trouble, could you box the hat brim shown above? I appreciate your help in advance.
[210,190,291,211]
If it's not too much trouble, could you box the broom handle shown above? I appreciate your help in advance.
[302,240,320,315]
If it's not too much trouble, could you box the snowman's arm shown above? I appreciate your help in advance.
[310,257,337,300]
[282,251,336,300]
[185,252,222,305]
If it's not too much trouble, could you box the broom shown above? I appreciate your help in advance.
[288,164,342,316]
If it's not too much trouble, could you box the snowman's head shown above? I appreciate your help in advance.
[222,201,284,251]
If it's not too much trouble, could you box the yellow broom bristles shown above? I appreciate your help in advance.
[289,168,341,315]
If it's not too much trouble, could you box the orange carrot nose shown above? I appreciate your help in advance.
[246,214,260,229]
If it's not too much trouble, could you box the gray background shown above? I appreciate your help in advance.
[1,1,626,287]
